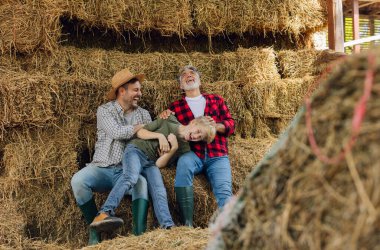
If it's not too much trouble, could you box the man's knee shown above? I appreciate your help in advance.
[132,175,148,201]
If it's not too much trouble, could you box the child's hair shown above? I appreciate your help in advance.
[191,116,217,144]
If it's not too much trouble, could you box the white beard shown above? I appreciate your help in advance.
[182,79,200,91]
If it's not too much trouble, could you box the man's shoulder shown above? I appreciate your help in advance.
[97,101,115,112]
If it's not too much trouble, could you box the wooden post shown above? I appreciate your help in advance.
[369,15,375,47]
[352,0,360,53]
[327,0,345,52]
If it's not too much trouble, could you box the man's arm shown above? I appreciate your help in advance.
[212,97,235,136]
[155,134,178,168]
[136,128,170,153]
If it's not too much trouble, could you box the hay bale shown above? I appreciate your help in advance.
[0,1,61,54]
[54,76,109,122]
[0,71,58,128]
[277,49,346,78]
[208,49,380,249]
[242,77,315,119]
[2,121,80,189]
[229,136,277,192]
[83,227,209,250]
[219,48,280,82]
[0,198,25,248]
[58,0,192,37]
[192,0,326,36]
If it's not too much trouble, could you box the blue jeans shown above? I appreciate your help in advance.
[71,164,148,206]
[100,144,174,228]
[175,151,232,208]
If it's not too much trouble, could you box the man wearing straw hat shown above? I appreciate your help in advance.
[160,65,235,227]
[71,69,154,245]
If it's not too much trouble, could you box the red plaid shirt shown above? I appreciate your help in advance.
[169,93,235,159]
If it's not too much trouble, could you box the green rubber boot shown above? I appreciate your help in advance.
[175,187,194,227]
[78,198,101,245]
[132,198,148,236]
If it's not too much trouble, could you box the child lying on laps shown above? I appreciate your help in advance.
[90,115,216,232]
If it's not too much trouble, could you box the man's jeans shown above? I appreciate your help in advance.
[99,144,174,228]
[174,151,232,208]
[71,164,148,206]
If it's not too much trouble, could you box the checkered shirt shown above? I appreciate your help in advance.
[169,93,235,159]
[87,101,152,168]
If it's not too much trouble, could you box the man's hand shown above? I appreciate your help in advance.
[205,116,216,127]
[159,109,175,119]
[167,133,178,151]
[205,116,225,133]
[158,134,170,153]
[133,124,144,133]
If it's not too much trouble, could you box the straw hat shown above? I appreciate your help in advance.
[106,68,145,100]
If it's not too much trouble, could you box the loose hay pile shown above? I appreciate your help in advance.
[84,227,209,250]
[208,50,380,249]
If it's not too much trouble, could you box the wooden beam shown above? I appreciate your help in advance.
[328,0,345,52]
[353,0,361,53]
[344,34,380,47]
[369,15,375,46]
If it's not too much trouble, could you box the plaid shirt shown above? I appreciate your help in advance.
[169,93,235,159]
[87,101,152,168]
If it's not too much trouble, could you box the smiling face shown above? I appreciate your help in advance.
[118,80,142,109]
[182,117,216,143]
[179,68,201,91]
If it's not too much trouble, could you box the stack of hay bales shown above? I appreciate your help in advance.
[0,0,342,248]
[208,50,380,249]
[0,0,326,54]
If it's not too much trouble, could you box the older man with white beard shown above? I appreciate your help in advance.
[160,65,235,227]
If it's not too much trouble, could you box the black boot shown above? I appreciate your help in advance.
[78,198,101,245]
[132,198,148,236]
[175,187,194,227]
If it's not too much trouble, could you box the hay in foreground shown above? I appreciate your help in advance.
[208,49,380,249]
[84,227,209,250]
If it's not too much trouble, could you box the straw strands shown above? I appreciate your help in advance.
[84,227,209,250]
[0,72,57,128]
[208,49,380,249]
[192,0,326,36]
[0,198,25,248]
[0,1,62,54]
[277,49,346,78]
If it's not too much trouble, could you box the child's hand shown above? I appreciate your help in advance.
[158,134,170,153]
[167,133,178,151]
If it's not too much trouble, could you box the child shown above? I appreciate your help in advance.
[90,115,216,232]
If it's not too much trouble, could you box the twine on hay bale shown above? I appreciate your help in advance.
[277,49,346,78]
[0,71,58,128]
[219,48,280,82]
[208,49,380,249]
[0,1,61,54]
[83,227,209,250]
